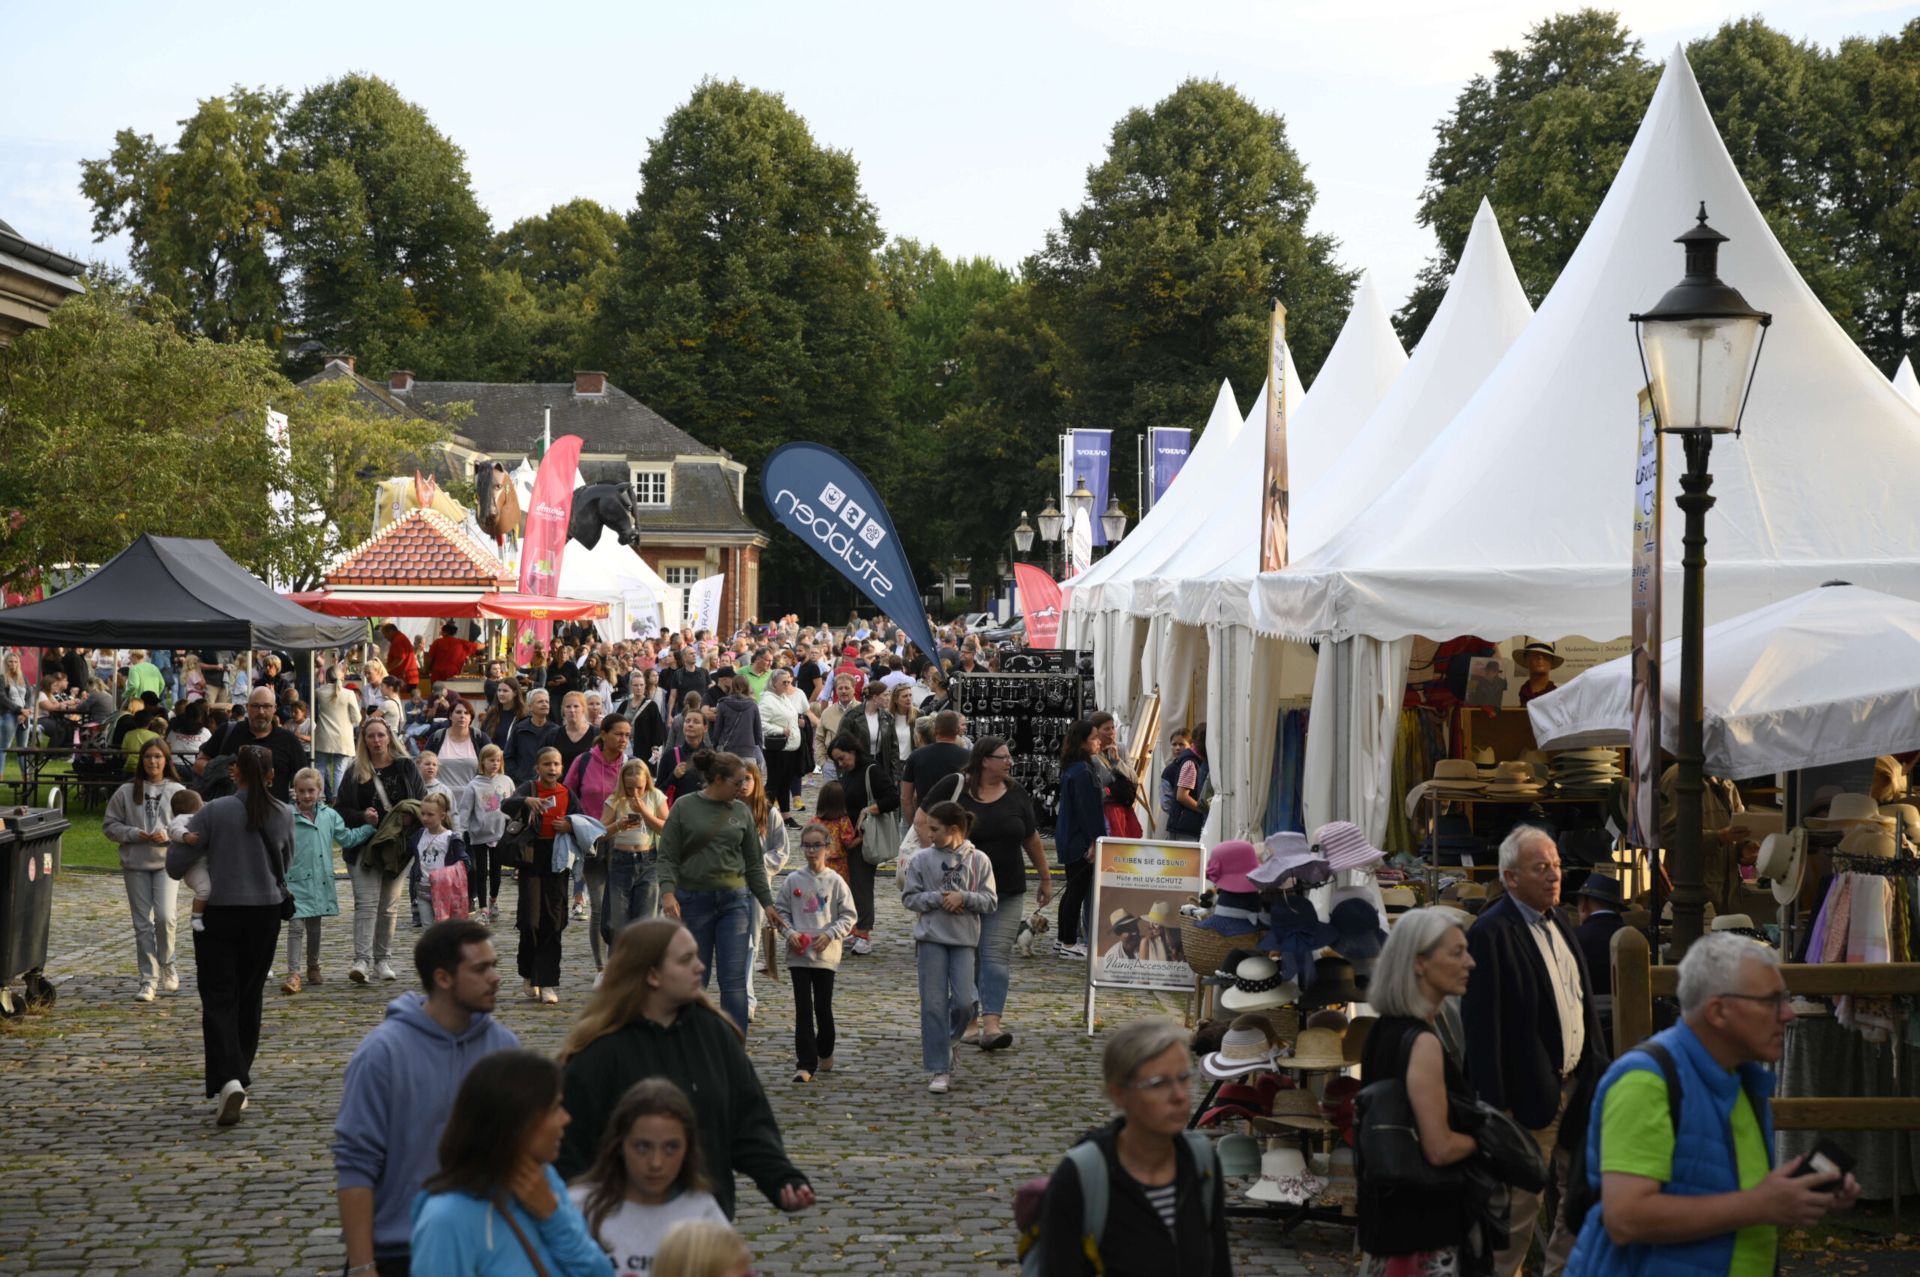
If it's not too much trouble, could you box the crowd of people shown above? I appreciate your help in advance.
[8,618,1870,1277]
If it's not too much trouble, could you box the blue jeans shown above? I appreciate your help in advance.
[677,886,754,1032]
[0,712,17,780]
[604,851,660,941]
[916,940,978,1072]
[974,894,1024,1018]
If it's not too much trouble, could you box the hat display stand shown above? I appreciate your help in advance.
[1184,943,1359,1231]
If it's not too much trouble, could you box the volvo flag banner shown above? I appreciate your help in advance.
[762,442,939,660]
[1149,427,1190,505]
[1069,429,1113,545]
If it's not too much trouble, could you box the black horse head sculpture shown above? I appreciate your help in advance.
[570,482,641,550]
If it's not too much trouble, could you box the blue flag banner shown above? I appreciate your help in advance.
[1150,426,1191,505]
[761,442,939,659]
[1069,429,1113,545]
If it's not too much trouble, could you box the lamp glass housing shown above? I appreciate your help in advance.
[1012,513,1035,555]
[1065,478,1094,533]
[1036,500,1064,544]
[1637,312,1766,435]
[1100,495,1128,543]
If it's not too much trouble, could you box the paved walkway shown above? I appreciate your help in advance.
[0,865,1357,1277]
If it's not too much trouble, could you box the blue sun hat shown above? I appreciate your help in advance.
[1262,894,1336,987]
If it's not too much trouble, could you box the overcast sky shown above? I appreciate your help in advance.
[5,1,1916,315]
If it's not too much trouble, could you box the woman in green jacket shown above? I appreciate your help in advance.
[655,750,776,1031]
[554,918,815,1221]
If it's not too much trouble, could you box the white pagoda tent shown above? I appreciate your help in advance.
[1251,50,1920,843]
[1896,356,1920,410]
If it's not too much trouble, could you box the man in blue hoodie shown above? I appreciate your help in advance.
[334,919,518,1276]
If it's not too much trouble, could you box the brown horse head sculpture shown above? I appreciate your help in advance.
[475,459,523,540]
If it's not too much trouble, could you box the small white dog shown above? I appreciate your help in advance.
[1014,910,1050,957]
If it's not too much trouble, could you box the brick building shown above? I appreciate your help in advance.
[305,360,767,632]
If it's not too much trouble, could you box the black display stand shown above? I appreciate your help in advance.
[951,670,1084,822]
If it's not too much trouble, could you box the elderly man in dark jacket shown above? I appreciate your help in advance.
[1463,824,1607,1277]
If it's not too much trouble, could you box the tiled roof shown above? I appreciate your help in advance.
[406,381,715,461]
[327,509,513,588]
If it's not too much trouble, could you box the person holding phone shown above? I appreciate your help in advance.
[1564,933,1860,1277]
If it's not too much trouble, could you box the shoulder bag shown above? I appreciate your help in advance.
[492,1194,551,1277]
[858,764,901,866]
[1354,1025,1462,1191]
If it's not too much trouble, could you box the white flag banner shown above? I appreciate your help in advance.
[688,573,726,633]
[1068,508,1094,578]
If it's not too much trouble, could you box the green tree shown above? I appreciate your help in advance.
[1828,20,1920,370]
[595,80,896,616]
[79,86,290,345]
[882,238,1016,429]
[279,74,494,378]
[1029,78,1353,521]
[0,281,450,590]
[1400,10,1655,341]
[480,199,624,380]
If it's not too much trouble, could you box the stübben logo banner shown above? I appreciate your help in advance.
[761,442,939,659]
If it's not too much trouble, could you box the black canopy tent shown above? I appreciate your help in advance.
[0,535,366,650]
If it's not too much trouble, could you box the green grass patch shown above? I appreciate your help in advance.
[2,755,127,871]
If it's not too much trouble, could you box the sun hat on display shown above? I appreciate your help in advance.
[1216,1133,1261,1177]
[1195,888,1266,936]
[1280,1026,1350,1071]
[1709,914,1774,946]
[1145,900,1180,927]
[1261,895,1337,985]
[1807,793,1893,829]
[1315,821,1386,873]
[1880,803,1920,842]
[1405,759,1487,811]
[1203,1023,1281,1079]
[1250,831,1332,887]
[1755,828,1807,905]
[1837,823,1897,860]
[1303,1008,1350,1033]
[1329,898,1386,961]
[1301,956,1364,1008]
[1380,887,1418,915]
[1206,840,1263,894]
[1255,1089,1335,1133]
[1246,1144,1326,1206]
[1219,954,1299,1012]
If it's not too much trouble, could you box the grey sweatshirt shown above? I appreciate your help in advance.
[772,864,858,969]
[898,839,997,946]
[167,788,295,907]
[103,779,185,871]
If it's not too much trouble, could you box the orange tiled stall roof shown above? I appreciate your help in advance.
[326,509,514,588]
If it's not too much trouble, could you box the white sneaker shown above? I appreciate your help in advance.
[160,967,180,993]
[525,979,539,1000]
[214,1079,247,1127]
[375,961,396,982]
[541,987,560,1004]
[348,962,369,984]
[133,982,156,1003]
[927,1073,950,1094]
[850,936,873,955]
[1056,943,1088,960]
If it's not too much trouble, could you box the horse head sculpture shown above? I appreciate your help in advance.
[569,482,641,550]
[474,458,523,540]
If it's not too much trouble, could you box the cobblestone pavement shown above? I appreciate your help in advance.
[0,863,1359,1277]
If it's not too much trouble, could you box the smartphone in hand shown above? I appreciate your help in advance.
[1790,1139,1856,1191]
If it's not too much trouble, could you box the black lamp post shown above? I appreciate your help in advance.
[1036,498,1064,577]
[1631,203,1771,956]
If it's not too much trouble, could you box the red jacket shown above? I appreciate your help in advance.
[386,633,419,685]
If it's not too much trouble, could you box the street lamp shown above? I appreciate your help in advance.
[1036,498,1064,576]
[1065,476,1095,538]
[1632,202,1771,957]
[1100,494,1128,545]
[1013,511,1035,557]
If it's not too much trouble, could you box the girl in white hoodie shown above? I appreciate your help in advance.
[772,822,857,1083]
[456,744,515,921]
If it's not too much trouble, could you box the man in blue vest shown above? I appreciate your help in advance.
[1565,933,1859,1277]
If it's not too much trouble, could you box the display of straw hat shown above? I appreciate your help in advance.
[1808,793,1895,829]
[1245,1144,1326,1205]
[1255,1089,1335,1133]
[1755,828,1808,905]
[1880,803,1920,842]
[1837,823,1897,860]
[1220,954,1299,1012]
[1280,1026,1349,1071]
[1203,1023,1281,1079]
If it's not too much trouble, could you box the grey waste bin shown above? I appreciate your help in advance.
[0,805,68,1016]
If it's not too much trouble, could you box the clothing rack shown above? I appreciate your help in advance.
[1829,853,1920,876]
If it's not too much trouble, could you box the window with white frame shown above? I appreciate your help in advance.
[631,465,670,507]
[663,565,701,626]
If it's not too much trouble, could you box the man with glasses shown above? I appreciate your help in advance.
[1564,933,1859,1277]
[1464,825,1606,1277]
[211,686,308,802]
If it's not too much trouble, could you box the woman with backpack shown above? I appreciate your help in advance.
[1030,1017,1229,1275]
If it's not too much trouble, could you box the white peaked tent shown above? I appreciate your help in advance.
[1065,380,1244,723]
[1527,584,1920,777]
[1259,49,1920,647]
[1896,356,1920,410]
[558,527,670,640]
[1278,271,1409,512]
[1264,49,1920,845]
[1288,200,1534,561]
[1128,274,1402,844]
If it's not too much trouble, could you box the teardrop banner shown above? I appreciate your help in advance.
[761,442,938,660]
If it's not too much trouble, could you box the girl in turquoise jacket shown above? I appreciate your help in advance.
[285,766,372,992]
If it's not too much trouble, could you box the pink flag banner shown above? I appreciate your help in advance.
[1013,563,1064,649]
[514,435,585,665]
